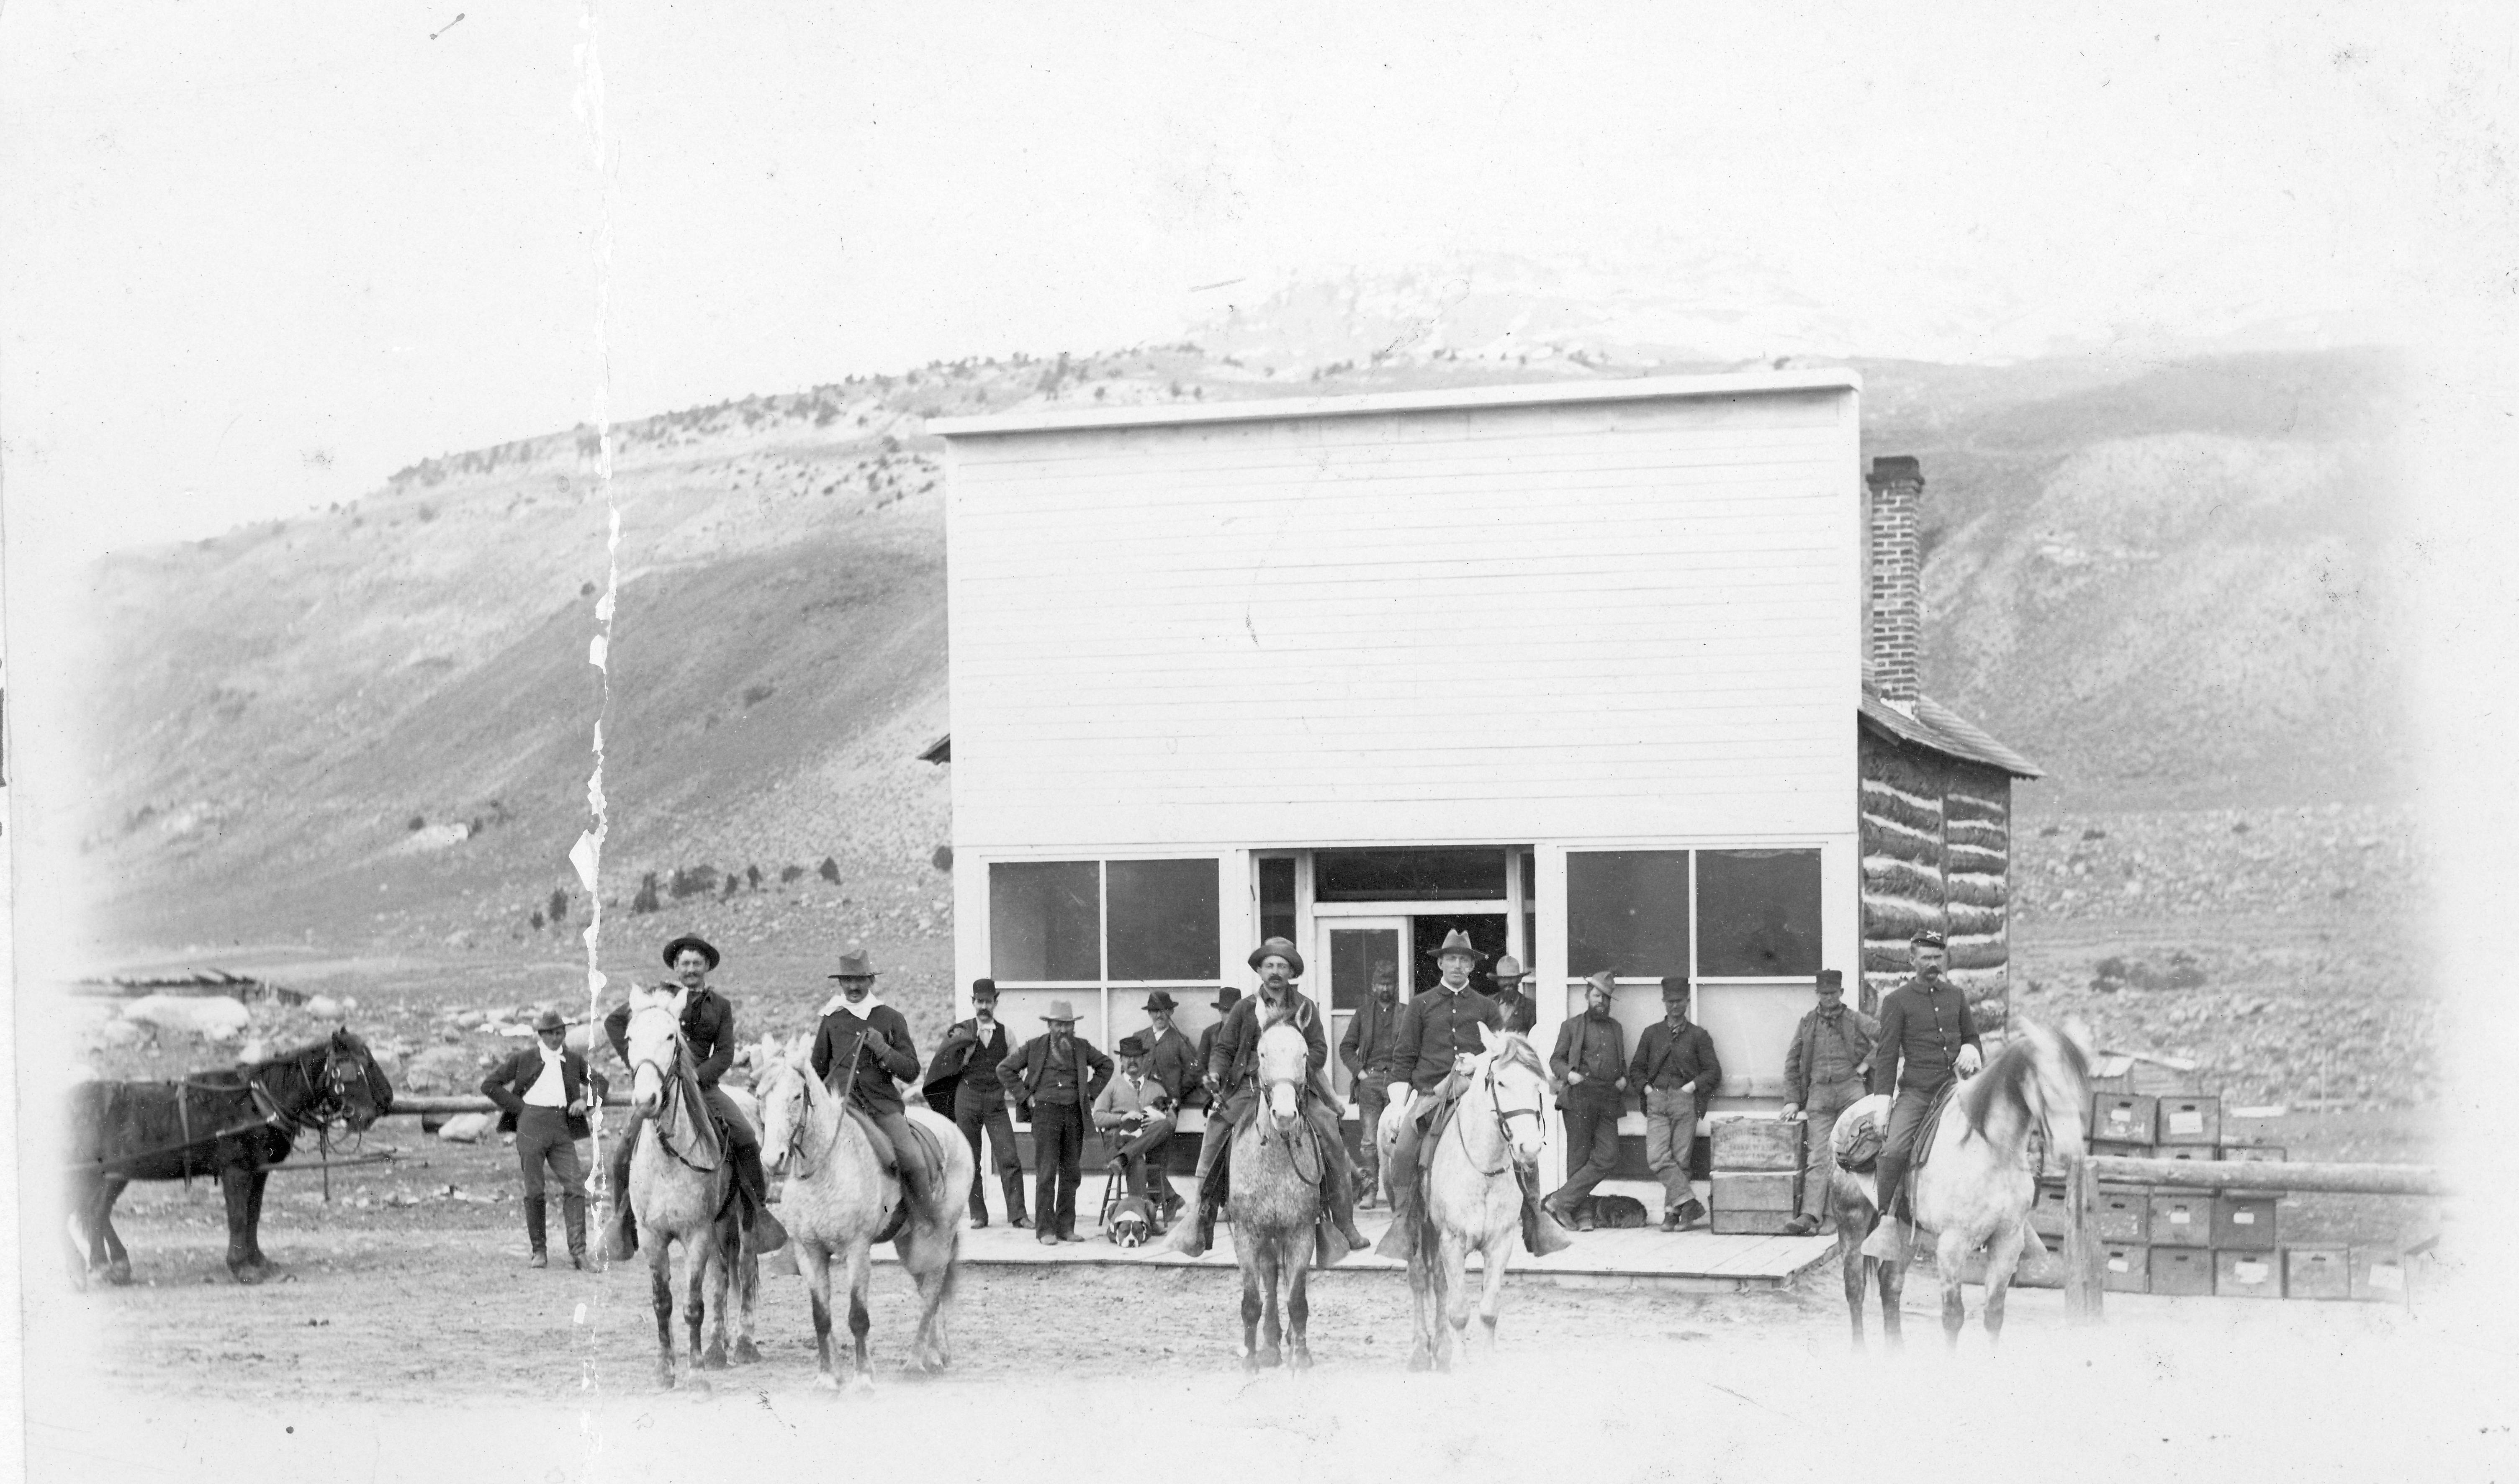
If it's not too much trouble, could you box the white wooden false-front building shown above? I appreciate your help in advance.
[929,372,2035,1192]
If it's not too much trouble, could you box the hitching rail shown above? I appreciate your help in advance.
[384,1093,634,1115]
[2062,1154,2447,1320]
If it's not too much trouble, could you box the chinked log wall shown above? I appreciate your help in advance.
[1860,733,2012,1030]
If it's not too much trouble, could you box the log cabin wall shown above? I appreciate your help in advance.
[1859,730,2012,1031]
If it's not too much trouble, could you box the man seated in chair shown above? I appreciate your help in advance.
[1163,937,1371,1258]
[1376,929,1571,1261]
[1093,1034,1177,1219]
[808,943,935,1213]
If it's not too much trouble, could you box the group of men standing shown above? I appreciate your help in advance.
[486,924,1977,1268]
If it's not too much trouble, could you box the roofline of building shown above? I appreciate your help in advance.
[927,367,1863,439]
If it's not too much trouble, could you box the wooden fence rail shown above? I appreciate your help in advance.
[2061,1153,2447,1320]
[386,1093,636,1116]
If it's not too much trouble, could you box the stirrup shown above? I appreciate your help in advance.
[1859,1218,1908,1262]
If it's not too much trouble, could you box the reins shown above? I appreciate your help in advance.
[72,1042,373,1178]
[1452,1058,1545,1179]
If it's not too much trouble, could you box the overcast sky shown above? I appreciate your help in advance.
[5,3,2514,571]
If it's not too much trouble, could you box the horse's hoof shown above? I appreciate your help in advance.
[106,1263,134,1288]
[655,1368,678,1392]
[1242,1354,1261,1375]
[1406,1351,1432,1374]
[232,1266,266,1287]
[731,1339,762,1366]
[1258,1345,1282,1369]
[814,1373,841,1392]
[845,1373,875,1396]
[1291,1347,1313,1372]
[699,1343,728,1371]
[680,1375,715,1394]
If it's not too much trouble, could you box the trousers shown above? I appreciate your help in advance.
[1031,1100,1087,1237]
[514,1107,588,1199]
[1797,1078,1866,1219]
[1873,1080,1942,1221]
[1550,1095,1622,1209]
[1350,1082,1389,1200]
[1642,1086,1699,1210]
[955,1082,1023,1218]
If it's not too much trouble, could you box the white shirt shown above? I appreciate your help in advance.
[524,1042,570,1107]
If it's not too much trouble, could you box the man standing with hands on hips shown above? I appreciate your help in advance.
[481,1007,607,1268]
[921,978,1027,1229]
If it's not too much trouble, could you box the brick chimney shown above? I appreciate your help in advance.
[1866,455,1924,709]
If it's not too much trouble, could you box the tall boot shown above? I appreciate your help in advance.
[562,1196,589,1269]
[734,1145,789,1253]
[1860,1150,1909,1261]
[1159,1150,1228,1257]
[604,1136,639,1259]
[524,1195,550,1268]
[1317,1121,1370,1253]
[1001,1169,1032,1230]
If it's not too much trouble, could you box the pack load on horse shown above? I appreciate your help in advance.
[758,1028,971,1390]
[616,981,763,1389]
[599,935,786,1262]
[1828,1019,2090,1348]
[1159,937,1370,1264]
[66,1027,394,1286]
[1380,1022,1560,1372]
[1376,930,1573,1268]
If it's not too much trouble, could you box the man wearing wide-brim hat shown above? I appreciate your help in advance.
[1162,937,1370,1260]
[810,944,934,1211]
[1859,928,1981,1261]
[1490,954,1539,1036]
[1182,987,1241,1112]
[1005,1000,1113,1245]
[481,1007,608,1268]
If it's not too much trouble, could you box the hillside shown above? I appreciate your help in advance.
[68,339,2406,975]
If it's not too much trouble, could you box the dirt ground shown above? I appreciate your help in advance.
[22,1191,2518,1484]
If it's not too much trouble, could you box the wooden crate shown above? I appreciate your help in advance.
[2153,1145,2220,1163]
[2095,1184,2150,1243]
[2150,1246,2213,1296]
[2349,1247,2414,1304]
[2284,1245,2351,1301]
[2216,1250,2280,1299]
[1708,1207,1802,1235]
[2214,1194,2279,1251]
[2219,1106,2286,1148]
[1709,1117,1803,1172]
[2155,1095,2221,1146]
[2028,1178,2071,1241]
[1709,1169,1799,1212]
[2089,1138,2155,1160]
[2091,1093,2158,1144]
[2148,1192,2212,1248]
[2102,1243,2149,1293]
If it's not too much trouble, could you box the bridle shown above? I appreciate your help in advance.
[769,1068,834,1181]
[1455,1054,1547,1178]
[628,1012,718,1172]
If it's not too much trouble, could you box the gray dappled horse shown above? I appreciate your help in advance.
[1830,1019,2091,1348]
[619,985,760,1389]
[1225,1019,1329,1372]
[756,1034,970,1390]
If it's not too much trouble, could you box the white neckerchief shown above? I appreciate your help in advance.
[820,990,887,1018]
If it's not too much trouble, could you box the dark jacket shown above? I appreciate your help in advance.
[1868,975,1979,1096]
[811,1000,920,1116]
[1210,989,1328,1096]
[920,1017,1013,1105]
[1391,983,1504,1094]
[1338,993,1404,1085]
[1144,1025,1202,1106]
[1550,1011,1628,1109]
[603,986,737,1087]
[1008,1032,1113,1119]
[1492,987,1538,1036]
[481,1045,609,1140]
[1630,1017,1723,1111]
[1187,1023,1225,1108]
[1784,1004,1878,1107]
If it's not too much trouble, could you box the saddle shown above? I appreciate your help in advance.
[1838,1080,1964,1226]
[843,1105,946,1243]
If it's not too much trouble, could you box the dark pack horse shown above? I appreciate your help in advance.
[65,1028,395,1286]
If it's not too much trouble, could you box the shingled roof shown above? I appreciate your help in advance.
[1858,688,2043,779]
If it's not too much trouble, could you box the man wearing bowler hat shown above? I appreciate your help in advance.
[1007,1001,1112,1244]
[481,1007,608,1268]
[1185,987,1240,1111]
[810,944,933,1210]
[922,978,1028,1229]
[1777,969,1877,1236]
[1860,929,1981,1261]
[602,934,785,1256]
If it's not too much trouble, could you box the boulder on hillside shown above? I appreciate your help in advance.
[437,1112,497,1144]
[123,994,251,1042]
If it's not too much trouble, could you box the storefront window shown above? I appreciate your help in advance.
[1696,850,1822,976]
[1565,850,1691,979]
[988,861,1100,981]
[1107,858,1221,980]
[1315,847,1506,902]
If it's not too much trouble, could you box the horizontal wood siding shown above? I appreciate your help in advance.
[1859,729,2012,1027]
[945,388,1861,850]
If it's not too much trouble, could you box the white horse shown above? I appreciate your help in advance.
[1832,1019,2091,1348]
[1380,1025,1552,1372]
[619,985,759,1388]
[756,1034,971,1389]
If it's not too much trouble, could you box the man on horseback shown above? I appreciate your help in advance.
[1164,937,1371,1259]
[1376,929,1569,1260]
[1858,930,1982,1261]
[601,935,787,1257]
[809,945,936,1215]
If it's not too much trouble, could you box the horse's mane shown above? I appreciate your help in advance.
[1956,1028,2079,1139]
[1485,1032,1547,1081]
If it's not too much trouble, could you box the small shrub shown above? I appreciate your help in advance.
[818,857,841,884]
[407,815,426,832]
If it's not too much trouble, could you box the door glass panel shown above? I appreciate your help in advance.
[1696,850,1823,977]
[1258,857,1297,946]
[1325,926,1403,1101]
[1566,850,1691,980]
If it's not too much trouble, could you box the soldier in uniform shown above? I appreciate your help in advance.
[1859,930,1983,1260]
[601,935,786,1256]
[1337,959,1403,1208]
[809,945,933,1212]
[1376,929,1568,1260]
[922,978,1028,1229]
[1489,954,1539,1036]
[1164,937,1370,1258]
[1777,969,1876,1236]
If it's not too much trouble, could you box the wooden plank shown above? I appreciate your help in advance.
[2087,1156,2447,1197]
[2064,1155,2105,1323]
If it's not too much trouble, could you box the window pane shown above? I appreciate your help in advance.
[1108,858,1221,980]
[1316,847,1506,902]
[1696,850,1823,976]
[988,861,1101,981]
[1565,850,1691,980]
[1259,857,1297,947]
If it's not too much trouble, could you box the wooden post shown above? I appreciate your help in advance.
[2062,1153,2104,1323]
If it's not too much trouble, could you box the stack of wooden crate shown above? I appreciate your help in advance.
[1706,1117,1804,1235]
